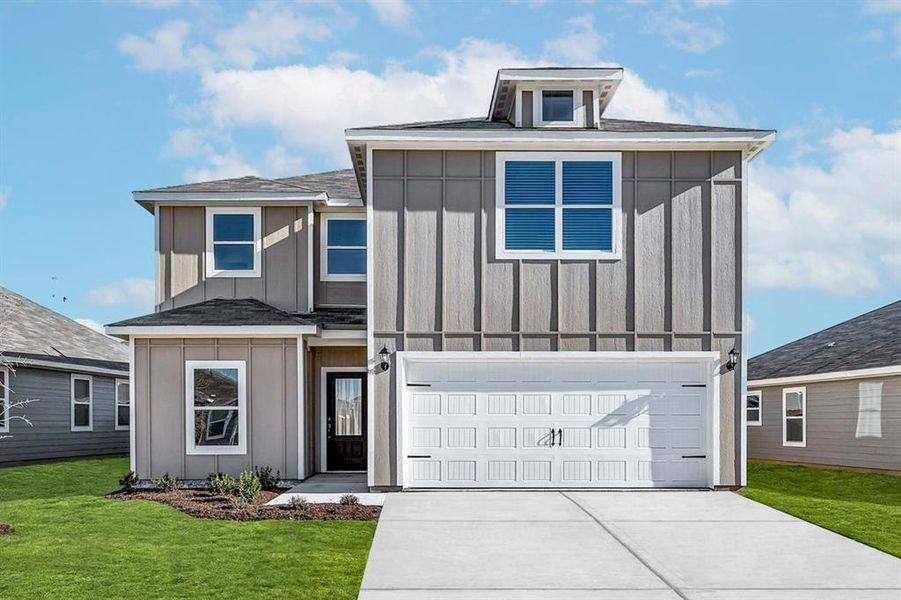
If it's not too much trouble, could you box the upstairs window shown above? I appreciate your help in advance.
[71,374,93,432]
[321,214,366,282]
[205,207,261,278]
[541,90,575,123]
[746,391,762,426]
[115,379,130,431]
[782,387,806,447]
[497,152,620,260]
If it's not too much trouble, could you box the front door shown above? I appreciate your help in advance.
[326,372,367,471]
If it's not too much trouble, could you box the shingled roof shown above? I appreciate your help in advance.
[748,300,901,381]
[0,286,128,367]
[135,169,361,199]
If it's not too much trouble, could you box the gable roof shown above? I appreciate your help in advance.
[273,169,361,199]
[135,176,311,195]
[0,286,128,366]
[748,300,901,382]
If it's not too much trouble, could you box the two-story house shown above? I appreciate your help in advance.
[108,67,774,490]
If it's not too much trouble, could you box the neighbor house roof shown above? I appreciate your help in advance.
[748,300,901,382]
[106,298,366,333]
[0,286,129,369]
[135,169,361,199]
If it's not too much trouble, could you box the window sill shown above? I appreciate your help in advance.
[206,269,261,279]
[496,249,621,261]
[115,425,130,432]
[71,426,93,433]
[782,441,806,447]
[186,446,247,456]
[321,274,366,283]
[747,422,762,427]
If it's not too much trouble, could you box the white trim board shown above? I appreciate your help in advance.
[106,325,319,338]
[184,360,248,456]
[319,366,369,474]
[749,364,901,387]
[0,365,9,434]
[205,206,262,279]
[6,356,128,377]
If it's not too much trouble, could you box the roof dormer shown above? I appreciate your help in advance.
[488,67,623,129]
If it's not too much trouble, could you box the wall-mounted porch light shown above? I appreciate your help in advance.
[378,346,391,372]
[726,347,739,371]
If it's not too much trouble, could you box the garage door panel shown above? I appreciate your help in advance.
[402,357,713,488]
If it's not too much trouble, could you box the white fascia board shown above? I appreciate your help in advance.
[133,191,326,203]
[497,68,623,82]
[398,350,720,363]
[749,364,901,387]
[324,197,364,208]
[13,357,129,377]
[346,129,775,146]
[320,329,366,340]
[105,325,319,338]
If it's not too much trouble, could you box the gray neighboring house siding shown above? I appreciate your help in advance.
[133,337,299,479]
[370,149,746,488]
[1,367,127,464]
[748,376,901,471]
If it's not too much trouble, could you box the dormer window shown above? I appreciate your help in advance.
[541,90,575,123]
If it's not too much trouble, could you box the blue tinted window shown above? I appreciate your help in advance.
[505,161,555,205]
[505,208,555,251]
[328,219,366,246]
[213,214,254,242]
[563,161,613,204]
[562,208,612,251]
[328,249,366,274]
[542,91,573,122]
[213,244,255,271]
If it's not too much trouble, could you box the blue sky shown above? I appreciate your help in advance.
[0,0,899,356]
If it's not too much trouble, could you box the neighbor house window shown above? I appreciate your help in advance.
[115,379,130,431]
[746,391,762,426]
[71,374,93,432]
[321,214,366,282]
[497,152,620,259]
[205,207,261,278]
[185,360,246,455]
[0,366,8,433]
[782,387,806,447]
[855,381,882,439]
[541,90,575,123]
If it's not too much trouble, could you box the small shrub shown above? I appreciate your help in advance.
[207,472,237,496]
[118,471,138,491]
[237,470,262,502]
[254,465,281,491]
[288,496,308,509]
[231,495,250,509]
[152,473,179,492]
[339,494,359,506]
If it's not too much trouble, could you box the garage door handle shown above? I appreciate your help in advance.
[681,455,706,459]
[556,428,563,447]
[407,455,432,459]
[549,428,556,447]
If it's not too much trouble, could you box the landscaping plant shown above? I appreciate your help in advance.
[253,465,281,491]
[339,494,359,506]
[288,496,308,509]
[152,473,179,492]
[207,472,237,497]
[236,470,262,502]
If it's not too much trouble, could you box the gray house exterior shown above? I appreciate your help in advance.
[109,67,775,489]
[0,287,130,464]
[748,301,901,472]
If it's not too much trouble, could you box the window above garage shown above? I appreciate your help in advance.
[496,152,621,260]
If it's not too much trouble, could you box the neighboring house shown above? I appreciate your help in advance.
[747,301,901,472]
[0,287,130,464]
[107,67,775,490]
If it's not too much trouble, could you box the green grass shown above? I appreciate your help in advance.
[742,460,901,557]
[0,457,376,599]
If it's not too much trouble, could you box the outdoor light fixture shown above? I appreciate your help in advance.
[378,346,391,372]
[726,347,739,371]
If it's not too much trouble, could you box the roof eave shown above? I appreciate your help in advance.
[105,324,320,339]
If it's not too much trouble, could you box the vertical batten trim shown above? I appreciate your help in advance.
[739,149,749,486]
[296,335,305,479]
[365,144,376,488]
[128,337,136,473]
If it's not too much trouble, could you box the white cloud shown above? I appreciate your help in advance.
[863,0,901,13]
[692,0,731,7]
[749,127,901,296]
[119,20,214,71]
[85,278,155,310]
[366,0,413,27]
[684,67,721,78]
[74,318,108,335]
[183,149,258,182]
[543,14,607,64]
[0,187,9,210]
[643,11,726,53]
[262,145,307,178]
[164,128,210,158]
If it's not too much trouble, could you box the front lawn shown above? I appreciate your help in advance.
[0,457,376,599]
[742,460,901,557]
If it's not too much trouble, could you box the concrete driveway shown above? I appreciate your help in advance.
[358,491,900,599]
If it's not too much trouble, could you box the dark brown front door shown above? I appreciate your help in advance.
[326,372,367,471]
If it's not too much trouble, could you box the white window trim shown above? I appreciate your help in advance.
[70,374,93,432]
[782,386,806,447]
[204,207,262,279]
[496,151,622,260]
[320,213,367,282]
[536,89,580,127]
[0,366,9,434]
[746,390,762,426]
[185,360,248,455]
[115,378,130,431]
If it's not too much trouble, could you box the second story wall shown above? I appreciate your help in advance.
[157,205,312,313]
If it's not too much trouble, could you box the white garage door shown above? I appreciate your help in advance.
[399,353,718,489]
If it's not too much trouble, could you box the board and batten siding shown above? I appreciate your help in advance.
[156,205,312,313]
[0,367,128,464]
[133,338,298,479]
[748,375,901,471]
[371,149,745,488]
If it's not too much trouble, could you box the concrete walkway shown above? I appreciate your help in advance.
[358,491,901,599]
[267,473,385,506]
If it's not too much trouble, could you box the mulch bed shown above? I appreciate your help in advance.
[107,489,380,522]
[0,524,15,535]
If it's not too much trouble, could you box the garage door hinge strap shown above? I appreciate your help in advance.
[407,455,432,459]
[681,384,706,388]
[681,455,706,459]
[407,383,432,387]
